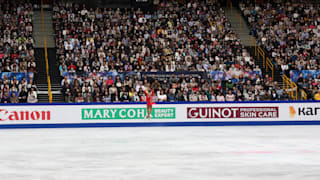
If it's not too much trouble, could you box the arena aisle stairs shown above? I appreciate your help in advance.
[34,10,64,103]
[224,6,284,89]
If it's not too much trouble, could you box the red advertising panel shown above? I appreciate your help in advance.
[0,109,51,121]
[187,107,278,119]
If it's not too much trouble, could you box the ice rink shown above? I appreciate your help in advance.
[0,126,320,180]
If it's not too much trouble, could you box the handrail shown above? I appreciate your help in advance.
[249,35,254,47]
[282,75,298,100]
[258,47,265,68]
[253,41,302,100]
[41,0,53,103]
[265,57,274,80]
[44,37,53,102]
[291,81,298,100]
[301,90,308,100]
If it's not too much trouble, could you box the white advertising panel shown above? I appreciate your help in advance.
[0,102,319,126]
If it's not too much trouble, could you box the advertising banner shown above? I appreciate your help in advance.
[62,71,139,81]
[0,102,319,127]
[0,72,34,81]
[140,71,207,81]
[209,71,261,81]
[290,70,320,82]
[82,107,175,120]
[187,107,278,119]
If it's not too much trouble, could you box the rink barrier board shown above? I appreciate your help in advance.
[0,101,319,129]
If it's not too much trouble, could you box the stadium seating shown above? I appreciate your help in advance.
[239,0,320,99]
[0,0,38,103]
[52,0,292,103]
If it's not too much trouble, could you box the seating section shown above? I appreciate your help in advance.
[52,0,294,103]
[0,0,38,103]
[240,0,320,99]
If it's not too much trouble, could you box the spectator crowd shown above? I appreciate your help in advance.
[2,0,313,104]
[0,0,38,103]
[53,0,294,103]
[240,0,320,99]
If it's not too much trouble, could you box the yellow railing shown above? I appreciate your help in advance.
[254,43,271,78]
[282,75,298,100]
[254,41,303,100]
[41,0,52,103]
[44,37,53,102]
[265,57,274,81]
[301,89,308,100]
[249,35,255,47]
[254,43,277,80]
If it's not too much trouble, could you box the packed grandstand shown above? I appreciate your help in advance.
[0,0,319,103]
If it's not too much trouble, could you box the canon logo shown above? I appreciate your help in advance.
[0,109,51,121]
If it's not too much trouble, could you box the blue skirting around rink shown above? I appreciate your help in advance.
[1,121,320,129]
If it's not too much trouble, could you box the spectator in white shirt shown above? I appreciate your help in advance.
[216,92,225,102]
[157,90,167,102]
[135,81,146,92]
[225,90,236,101]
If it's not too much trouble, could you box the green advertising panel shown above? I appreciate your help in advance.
[82,108,176,120]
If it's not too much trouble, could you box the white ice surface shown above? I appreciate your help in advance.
[0,126,320,180]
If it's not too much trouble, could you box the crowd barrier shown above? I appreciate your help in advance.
[0,101,319,129]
